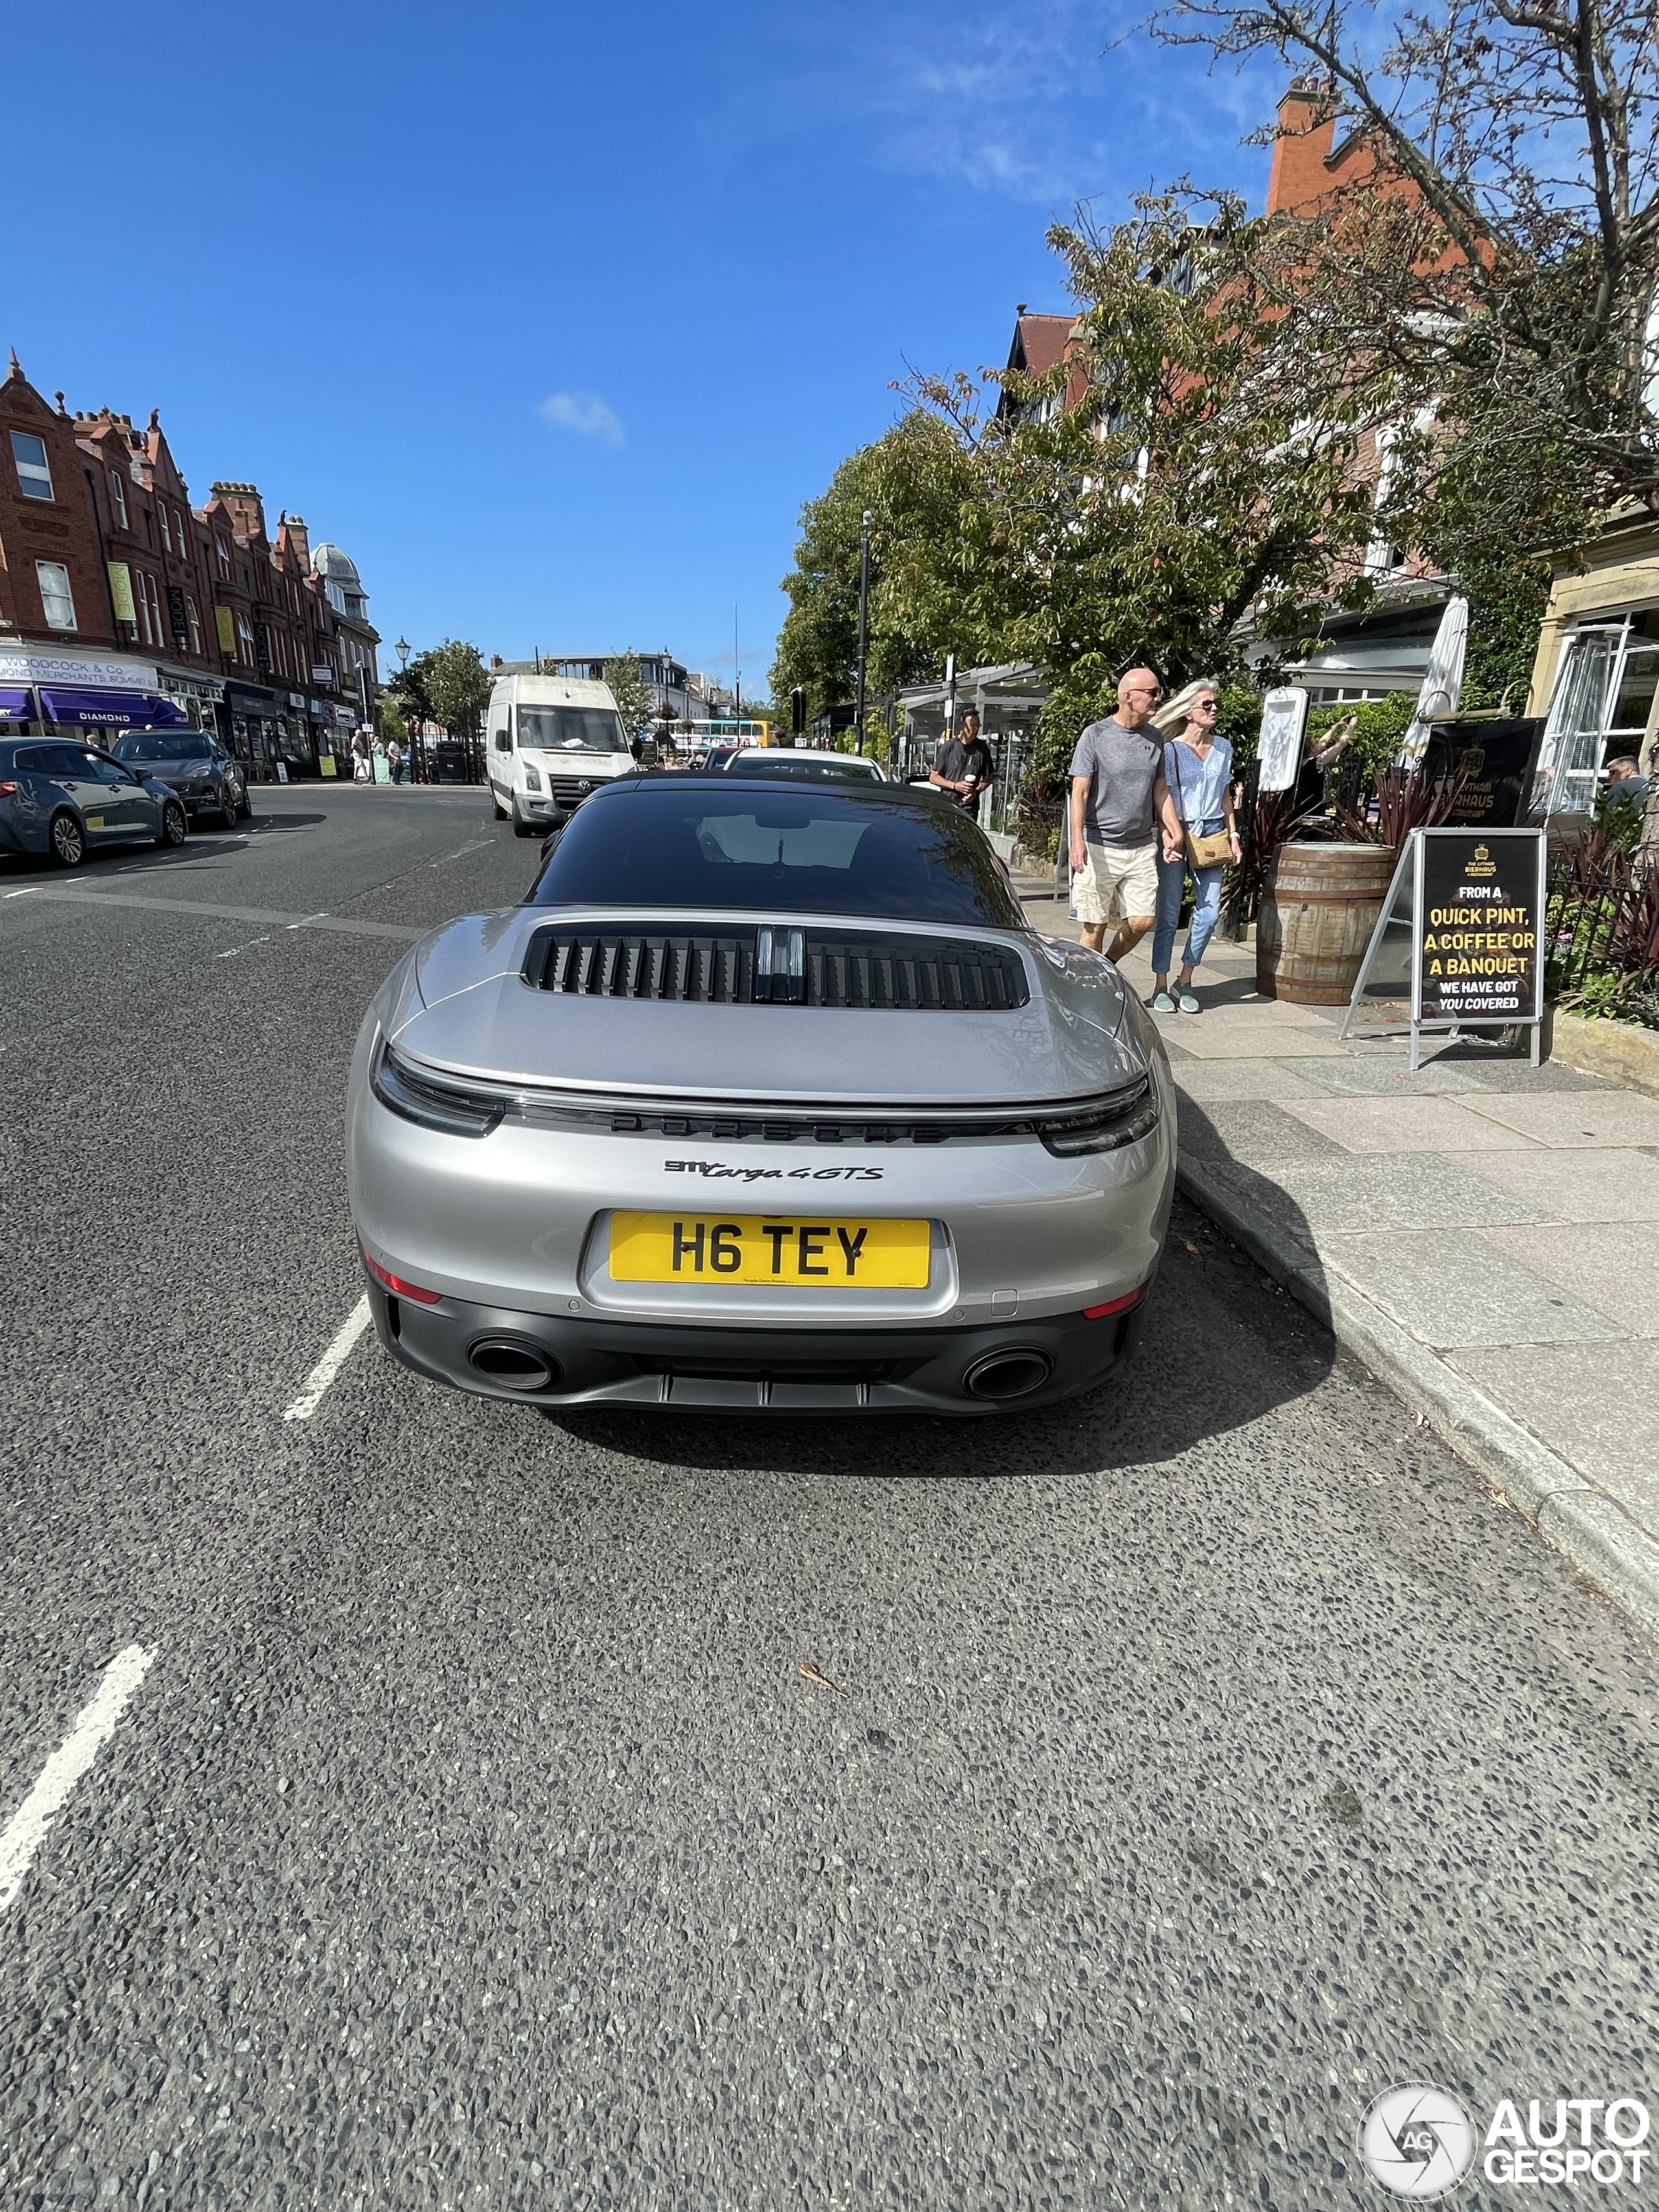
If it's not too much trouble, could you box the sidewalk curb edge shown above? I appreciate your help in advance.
[1176,1156,1659,1640]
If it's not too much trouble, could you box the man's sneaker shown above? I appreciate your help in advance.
[1150,988,1176,1013]
[1176,986,1200,1013]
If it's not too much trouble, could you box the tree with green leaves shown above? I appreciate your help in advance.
[602,650,657,736]
[421,640,492,743]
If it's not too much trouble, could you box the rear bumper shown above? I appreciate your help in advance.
[366,1278,1150,1414]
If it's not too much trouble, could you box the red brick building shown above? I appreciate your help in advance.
[0,352,378,776]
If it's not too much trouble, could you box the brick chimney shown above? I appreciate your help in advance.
[211,480,267,542]
[1266,76,1338,216]
[281,512,311,568]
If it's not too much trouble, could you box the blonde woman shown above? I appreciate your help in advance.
[1148,679,1240,1013]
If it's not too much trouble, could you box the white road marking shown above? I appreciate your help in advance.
[215,934,271,959]
[3,888,36,898]
[283,1296,373,1421]
[0,1645,157,1915]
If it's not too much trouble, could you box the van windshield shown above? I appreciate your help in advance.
[518,707,629,754]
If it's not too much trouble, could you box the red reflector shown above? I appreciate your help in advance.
[0,781,16,796]
[1082,1284,1146,1320]
[364,1252,443,1305]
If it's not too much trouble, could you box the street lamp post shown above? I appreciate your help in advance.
[853,510,871,756]
[395,636,414,782]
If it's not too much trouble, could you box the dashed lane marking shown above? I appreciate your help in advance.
[215,935,272,959]
[3,888,36,898]
[283,1296,373,1421]
[0,1645,157,1915]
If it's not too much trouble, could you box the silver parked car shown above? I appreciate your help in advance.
[346,776,1175,1414]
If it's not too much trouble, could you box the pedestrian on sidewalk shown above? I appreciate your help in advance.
[351,727,372,783]
[386,734,405,786]
[930,707,995,814]
[1067,668,1183,963]
[1148,679,1240,1013]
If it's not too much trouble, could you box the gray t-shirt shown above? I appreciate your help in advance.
[1069,717,1163,845]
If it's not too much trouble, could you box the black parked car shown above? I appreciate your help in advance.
[111,728,250,830]
[0,739,187,867]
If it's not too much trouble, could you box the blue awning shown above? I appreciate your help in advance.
[0,686,32,717]
[39,687,190,728]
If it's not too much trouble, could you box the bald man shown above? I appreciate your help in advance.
[1069,668,1183,963]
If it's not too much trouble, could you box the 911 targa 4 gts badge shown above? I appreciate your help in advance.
[664,1159,884,1181]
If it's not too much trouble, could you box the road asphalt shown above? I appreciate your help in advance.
[1,788,1655,2211]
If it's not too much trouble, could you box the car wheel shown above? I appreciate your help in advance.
[219,785,239,831]
[157,800,188,848]
[49,809,85,868]
[238,788,254,821]
[511,800,535,838]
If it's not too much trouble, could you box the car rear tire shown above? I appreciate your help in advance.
[49,809,85,868]
[157,800,187,848]
[218,786,239,831]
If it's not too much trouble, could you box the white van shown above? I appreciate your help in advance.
[484,672,636,837]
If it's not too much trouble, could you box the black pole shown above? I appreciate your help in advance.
[853,509,871,755]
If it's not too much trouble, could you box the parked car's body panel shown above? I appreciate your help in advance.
[345,778,1175,1414]
[111,730,248,824]
[0,738,180,858]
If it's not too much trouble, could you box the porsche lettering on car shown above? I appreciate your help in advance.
[345,774,1175,1414]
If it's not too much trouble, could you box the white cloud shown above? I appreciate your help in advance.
[539,391,623,445]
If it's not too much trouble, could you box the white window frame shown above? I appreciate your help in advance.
[146,572,164,644]
[159,505,172,553]
[185,595,203,655]
[36,559,76,631]
[236,612,255,666]
[1538,611,1659,813]
[12,431,54,502]
[110,471,129,530]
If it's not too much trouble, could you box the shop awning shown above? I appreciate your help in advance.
[39,687,190,728]
[0,687,32,717]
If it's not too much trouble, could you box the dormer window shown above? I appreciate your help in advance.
[11,431,53,502]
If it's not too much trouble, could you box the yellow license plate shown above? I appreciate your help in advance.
[609,1211,931,1288]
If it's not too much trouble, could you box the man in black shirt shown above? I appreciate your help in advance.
[929,707,995,810]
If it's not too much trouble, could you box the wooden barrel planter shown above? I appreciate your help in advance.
[1256,841,1398,1005]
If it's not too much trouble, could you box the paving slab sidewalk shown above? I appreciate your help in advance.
[1017,868,1659,1636]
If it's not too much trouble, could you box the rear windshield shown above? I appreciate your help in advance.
[518,706,628,754]
[113,732,210,762]
[726,754,881,782]
[530,788,1022,926]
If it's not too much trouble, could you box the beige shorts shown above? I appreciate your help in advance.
[1073,839,1159,927]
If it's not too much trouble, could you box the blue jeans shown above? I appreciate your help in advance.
[1153,817,1225,975]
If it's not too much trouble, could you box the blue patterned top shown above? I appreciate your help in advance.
[1162,736,1235,827]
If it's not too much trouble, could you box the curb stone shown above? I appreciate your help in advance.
[1176,1154,1659,1641]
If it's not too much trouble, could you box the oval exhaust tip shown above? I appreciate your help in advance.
[964,1349,1052,1403]
[468,1336,559,1392]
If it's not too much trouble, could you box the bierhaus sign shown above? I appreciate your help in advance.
[1339,826,1547,1068]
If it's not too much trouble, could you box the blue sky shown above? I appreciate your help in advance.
[8,1,1281,697]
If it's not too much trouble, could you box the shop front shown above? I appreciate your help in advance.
[156,664,227,736]
[0,648,174,740]
[225,682,293,781]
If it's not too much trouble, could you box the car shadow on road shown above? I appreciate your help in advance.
[544,1185,1336,1483]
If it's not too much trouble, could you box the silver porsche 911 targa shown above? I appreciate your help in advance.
[346,774,1175,1414]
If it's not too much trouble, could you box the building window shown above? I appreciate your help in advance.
[236,612,255,666]
[216,538,231,579]
[36,560,76,630]
[11,431,54,501]
[1538,611,1659,812]
[110,471,128,530]
[145,572,164,644]
[185,595,202,654]
[159,505,172,553]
